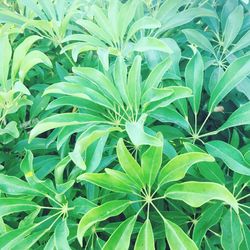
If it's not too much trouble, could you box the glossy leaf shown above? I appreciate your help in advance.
[165,181,238,213]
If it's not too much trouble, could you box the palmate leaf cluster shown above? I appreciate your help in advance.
[0,0,250,249]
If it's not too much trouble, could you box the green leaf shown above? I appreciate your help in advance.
[72,67,123,106]
[164,219,198,250]
[117,138,144,188]
[78,170,135,194]
[205,140,250,176]
[231,30,250,54]
[11,35,41,80]
[125,114,162,147]
[19,50,52,82]
[54,219,71,250]
[240,224,250,250]
[165,181,238,213]
[134,219,155,250]
[0,174,41,196]
[193,203,223,247]
[219,102,250,131]
[223,5,244,51]
[221,209,243,250]
[134,37,172,54]
[208,55,250,112]
[102,216,136,250]
[141,133,163,187]
[0,198,38,217]
[126,17,161,41]
[143,58,172,91]
[185,49,204,114]
[158,152,215,186]
[113,56,128,105]
[29,113,105,142]
[127,55,141,111]
[77,200,130,246]
[0,35,12,90]
[0,226,33,250]
[182,29,215,54]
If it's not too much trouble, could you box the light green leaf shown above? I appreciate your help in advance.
[77,200,130,246]
[221,209,243,250]
[11,35,41,80]
[142,133,163,187]
[127,55,141,111]
[134,37,172,54]
[29,113,105,142]
[113,56,129,105]
[223,5,244,51]
[117,138,144,188]
[158,152,214,186]
[164,219,198,250]
[165,181,239,213]
[134,219,155,250]
[72,67,123,106]
[54,219,71,250]
[182,29,215,54]
[0,174,41,196]
[78,169,136,193]
[208,55,250,112]
[0,198,38,217]
[103,216,136,250]
[126,114,162,147]
[193,203,223,247]
[143,57,172,91]
[205,140,250,176]
[126,17,161,41]
[0,35,12,90]
[231,30,250,54]
[19,50,52,82]
[219,102,250,131]
[185,49,204,114]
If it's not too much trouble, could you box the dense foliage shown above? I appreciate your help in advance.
[0,0,250,249]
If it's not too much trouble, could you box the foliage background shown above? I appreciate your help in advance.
[0,0,250,249]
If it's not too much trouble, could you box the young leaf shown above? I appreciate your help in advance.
[165,181,238,213]
[77,200,130,246]
[102,216,136,250]
[164,219,198,250]
[158,152,215,186]
[208,55,250,112]
[185,49,204,114]
[205,140,250,176]
[221,209,243,250]
[134,219,155,250]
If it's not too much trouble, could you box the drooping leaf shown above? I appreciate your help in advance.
[134,219,155,250]
[165,181,238,213]
[158,153,215,186]
[221,209,243,250]
[77,200,130,246]
[102,216,136,250]
[164,219,198,250]
[208,55,250,112]
[206,140,250,176]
